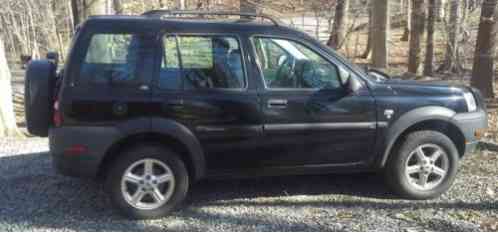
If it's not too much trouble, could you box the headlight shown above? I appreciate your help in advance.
[463,92,477,112]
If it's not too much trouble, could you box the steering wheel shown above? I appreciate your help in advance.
[271,56,296,88]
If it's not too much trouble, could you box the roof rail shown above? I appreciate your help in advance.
[141,10,281,26]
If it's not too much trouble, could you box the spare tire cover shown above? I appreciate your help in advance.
[24,60,56,137]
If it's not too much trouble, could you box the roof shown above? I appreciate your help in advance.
[84,14,309,38]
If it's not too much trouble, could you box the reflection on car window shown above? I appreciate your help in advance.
[81,33,145,86]
[159,36,181,90]
[254,37,342,90]
[159,35,245,90]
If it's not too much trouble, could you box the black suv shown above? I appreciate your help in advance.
[24,11,487,219]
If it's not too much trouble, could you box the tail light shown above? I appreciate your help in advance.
[53,99,63,126]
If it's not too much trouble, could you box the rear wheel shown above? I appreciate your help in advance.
[105,145,189,219]
[385,131,459,199]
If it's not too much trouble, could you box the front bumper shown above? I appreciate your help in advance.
[451,109,488,155]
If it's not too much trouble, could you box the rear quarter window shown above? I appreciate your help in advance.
[79,33,148,86]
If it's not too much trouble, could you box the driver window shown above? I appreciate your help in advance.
[253,37,342,90]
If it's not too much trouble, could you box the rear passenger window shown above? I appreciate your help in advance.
[80,33,147,86]
[159,35,245,90]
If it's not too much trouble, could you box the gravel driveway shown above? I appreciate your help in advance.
[0,138,496,231]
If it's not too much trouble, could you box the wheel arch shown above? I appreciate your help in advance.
[97,119,206,181]
[379,106,466,167]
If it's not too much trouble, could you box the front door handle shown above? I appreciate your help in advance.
[267,99,288,109]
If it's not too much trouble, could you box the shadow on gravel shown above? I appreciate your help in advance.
[0,152,495,231]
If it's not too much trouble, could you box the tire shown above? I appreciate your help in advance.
[24,60,57,137]
[385,130,459,200]
[105,145,189,219]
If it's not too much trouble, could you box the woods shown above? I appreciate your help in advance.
[371,0,390,69]
[0,0,497,136]
[471,0,498,98]
[0,37,20,137]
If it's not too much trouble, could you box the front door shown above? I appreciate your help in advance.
[252,37,377,167]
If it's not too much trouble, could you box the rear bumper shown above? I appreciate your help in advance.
[451,109,488,155]
[49,126,119,178]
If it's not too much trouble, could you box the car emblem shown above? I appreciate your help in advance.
[384,109,394,119]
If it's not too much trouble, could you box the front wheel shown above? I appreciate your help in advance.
[385,130,459,199]
[105,145,189,219]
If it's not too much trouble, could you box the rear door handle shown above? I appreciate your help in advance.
[267,99,288,109]
[139,84,150,91]
[165,99,184,108]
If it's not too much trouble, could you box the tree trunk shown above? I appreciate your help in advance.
[71,0,81,27]
[113,0,124,14]
[158,0,167,8]
[435,0,444,21]
[86,0,108,16]
[176,0,186,10]
[408,0,425,73]
[0,37,20,137]
[424,0,436,76]
[361,0,373,59]
[85,0,109,62]
[471,0,497,98]
[371,0,389,68]
[327,0,349,49]
[401,0,411,41]
[438,0,462,73]
[240,0,257,13]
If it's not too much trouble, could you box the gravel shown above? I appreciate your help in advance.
[0,138,497,231]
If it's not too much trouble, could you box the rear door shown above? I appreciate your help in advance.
[151,33,264,172]
[63,30,155,126]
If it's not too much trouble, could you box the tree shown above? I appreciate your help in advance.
[71,0,81,28]
[434,0,445,21]
[158,0,167,8]
[240,0,257,13]
[176,0,186,10]
[371,0,389,68]
[113,0,124,14]
[71,0,108,25]
[0,37,20,137]
[424,0,436,76]
[438,0,462,72]
[86,0,108,16]
[401,0,412,41]
[327,0,349,49]
[471,0,497,98]
[408,0,425,73]
[361,0,373,59]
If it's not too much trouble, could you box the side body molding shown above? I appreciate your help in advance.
[377,106,457,167]
[150,118,206,180]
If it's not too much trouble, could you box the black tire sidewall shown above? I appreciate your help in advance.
[105,145,189,219]
[387,131,459,199]
[24,60,56,137]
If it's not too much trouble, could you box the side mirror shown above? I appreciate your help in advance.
[346,76,362,93]
[368,68,390,81]
[339,66,362,93]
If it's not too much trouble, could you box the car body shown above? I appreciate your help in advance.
[25,11,487,219]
